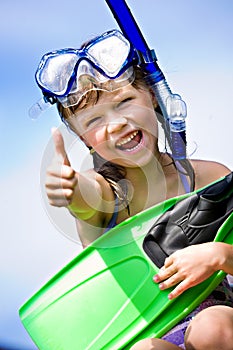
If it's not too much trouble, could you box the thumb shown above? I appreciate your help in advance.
[51,127,71,166]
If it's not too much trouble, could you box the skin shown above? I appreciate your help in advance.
[46,84,233,349]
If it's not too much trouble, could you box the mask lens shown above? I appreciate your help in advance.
[37,52,78,95]
[87,33,131,77]
[67,60,108,96]
[35,30,135,110]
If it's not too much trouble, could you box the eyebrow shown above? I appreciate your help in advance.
[111,90,133,103]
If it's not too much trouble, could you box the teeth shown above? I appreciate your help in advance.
[116,131,138,147]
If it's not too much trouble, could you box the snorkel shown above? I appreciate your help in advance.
[31,0,187,162]
[105,0,187,161]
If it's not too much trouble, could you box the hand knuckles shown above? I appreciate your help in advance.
[45,179,56,190]
[46,188,55,198]
[69,177,77,188]
[62,165,74,178]
[49,199,61,207]
[187,275,197,286]
[64,188,74,199]
[168,277,177,287]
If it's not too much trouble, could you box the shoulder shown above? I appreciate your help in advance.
[80,167,116,218]
[190,159,231,190]
[83,169,115,200]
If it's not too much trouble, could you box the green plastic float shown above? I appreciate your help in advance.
[19,176,233,350]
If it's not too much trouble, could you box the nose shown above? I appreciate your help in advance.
[107,114,128,134]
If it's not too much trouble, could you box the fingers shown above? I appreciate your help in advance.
[52,127,71,166]
[46,188,74,207]
[46,166,77,206]
[46,174,77,206]
[153,256,175,283]
[153,255,184,299]
[158,267,178,284]
[45,128,77,207]
[156,271,181,291]
[153,255,195,299]
[164,256,173,268]
[153,264,180,288]
[46,174,77,190]
[47,161,75,179]
[167,280,190,299]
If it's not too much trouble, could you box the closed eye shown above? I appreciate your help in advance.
[117,97,133,108]
[85,116,102,127]
[122,97,133,104]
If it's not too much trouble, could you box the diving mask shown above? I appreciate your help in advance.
[33,30,138,113]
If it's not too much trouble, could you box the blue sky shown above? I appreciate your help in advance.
[1,0,233,348]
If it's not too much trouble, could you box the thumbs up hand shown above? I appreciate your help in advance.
[45,128,78,207]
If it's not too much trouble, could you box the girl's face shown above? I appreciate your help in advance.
[67,84,159,168]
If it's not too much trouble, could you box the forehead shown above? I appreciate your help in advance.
[72,85,138,115]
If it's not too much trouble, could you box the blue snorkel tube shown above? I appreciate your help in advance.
[105,0,187,161]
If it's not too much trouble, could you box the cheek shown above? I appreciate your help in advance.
[147,109,158,134]
[136,108,158,136]
[82,127,105,148]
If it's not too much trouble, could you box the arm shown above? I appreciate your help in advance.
[46,128,115,245]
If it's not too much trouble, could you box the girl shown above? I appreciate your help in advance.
[37,30,233,349]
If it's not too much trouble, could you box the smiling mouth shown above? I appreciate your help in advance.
[116,130,143,151]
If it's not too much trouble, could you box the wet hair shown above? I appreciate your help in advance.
[57,66,195,210]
